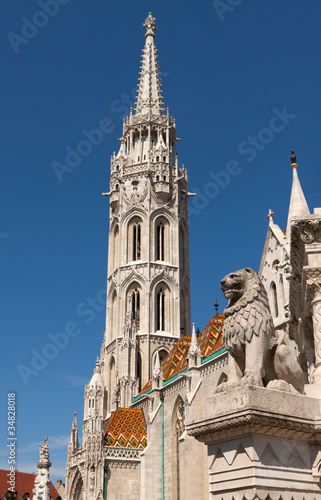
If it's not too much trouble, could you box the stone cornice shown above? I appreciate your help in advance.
[186,385,321,444]
[187,408,318,443]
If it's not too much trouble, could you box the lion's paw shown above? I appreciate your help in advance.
[267,379,299,394]
[241,372,263,387]
[215,380,240,393]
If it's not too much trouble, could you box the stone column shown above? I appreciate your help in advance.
[307,275,321,384]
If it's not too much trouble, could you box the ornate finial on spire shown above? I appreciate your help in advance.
[267,208,275,226]
[45,435,48,445]
[291,149,297,168]
[214,300,219,316]
[94,357,100,372]
[143,12,157,38]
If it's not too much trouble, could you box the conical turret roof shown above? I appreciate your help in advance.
[286,150,310,236]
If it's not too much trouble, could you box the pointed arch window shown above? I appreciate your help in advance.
[156,288,165,331]
[132,289,140,330]
[136,352,142,392]
[156,222,165,261]
[271,281,279,318]
[133,222,141,261]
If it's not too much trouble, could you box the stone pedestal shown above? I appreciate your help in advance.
[186,385,321,500]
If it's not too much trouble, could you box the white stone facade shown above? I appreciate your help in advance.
[65,13,321,500]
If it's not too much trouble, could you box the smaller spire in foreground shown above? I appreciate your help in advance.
[286,149,310,236]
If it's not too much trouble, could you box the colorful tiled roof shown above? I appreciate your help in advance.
[104,408,147,449]
[198,314,225,357]
[0,469,60,499]
[139,315,225,394]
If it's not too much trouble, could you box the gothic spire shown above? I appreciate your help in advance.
[286,150,310,236]
[135,13,164,116]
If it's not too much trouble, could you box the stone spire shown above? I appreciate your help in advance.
[69,412,79,453]
[135,12,164,116]
[189,323,201,367]
[33,437,52,500]
[286,150,310,237]
[152,350,163,389]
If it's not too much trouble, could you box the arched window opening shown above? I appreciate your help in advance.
[163,156,166,162]
[279,275,285,310]
[116,184,119,191]
[156,156,160,162]
[157,349,168,366]
[271,281,279,318]
[116,165,120,171]
[138,156,140,162]
[156,175,160,181]
[156,288,165,331]
[131,289,140,330]
[156,223,165,261]
[179,227,185,272]
[108,356,116,412]
[72,474,84,500]
[113,225,119,270]
[163,175,166,182]
[133,222,141,261]
[136,352,142,392]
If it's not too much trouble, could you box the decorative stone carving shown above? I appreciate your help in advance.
[307,275,321,383]
[176,400,185,437]
[293,218,321,244]
[219,268,304,393]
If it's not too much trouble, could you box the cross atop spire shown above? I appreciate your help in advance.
[135,13,164,116]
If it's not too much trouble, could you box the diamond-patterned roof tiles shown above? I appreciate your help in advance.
[197,314,224,357]
[104,408,147,449]
[139,315,225,394]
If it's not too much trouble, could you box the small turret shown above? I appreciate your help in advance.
[69,412,79,454]
[286,149,310,237]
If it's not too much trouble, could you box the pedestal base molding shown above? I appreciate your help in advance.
[186,385,321,500]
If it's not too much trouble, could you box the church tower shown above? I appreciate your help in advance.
[65,16,192,498]
[100,12,191,413]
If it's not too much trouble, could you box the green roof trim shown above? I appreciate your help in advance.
[132,389,152,403]
[131,350,226,404]
[201,347,226,364]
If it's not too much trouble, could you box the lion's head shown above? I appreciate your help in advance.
[220,267,270,318]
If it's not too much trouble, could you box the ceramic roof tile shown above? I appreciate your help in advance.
[104,408,147,449]
[139,315,225,395]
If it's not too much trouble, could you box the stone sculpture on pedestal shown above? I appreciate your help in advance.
[218,267,304,393]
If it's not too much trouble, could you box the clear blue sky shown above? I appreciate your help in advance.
[1,0,321,483]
